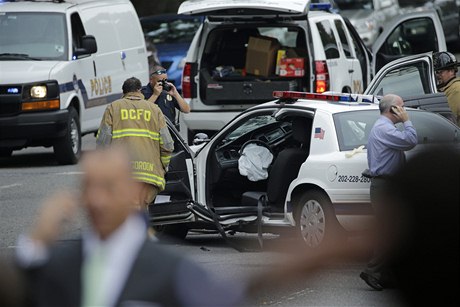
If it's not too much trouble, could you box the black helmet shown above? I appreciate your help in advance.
[433,51,458,71]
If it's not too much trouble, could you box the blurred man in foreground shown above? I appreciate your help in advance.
[16,148,243,307]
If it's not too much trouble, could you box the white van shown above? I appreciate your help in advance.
[0,0,149,164]
[178,0,446,142]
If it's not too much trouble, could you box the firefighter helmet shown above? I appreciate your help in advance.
[433,52,458,71]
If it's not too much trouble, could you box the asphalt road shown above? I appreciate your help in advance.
[0,134,406,307]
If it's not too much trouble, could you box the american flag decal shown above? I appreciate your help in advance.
[314,127,325,140]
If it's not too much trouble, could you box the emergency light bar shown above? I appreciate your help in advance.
[273,91,380,104]
[309,3,332,11]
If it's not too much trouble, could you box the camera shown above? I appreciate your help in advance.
[159,79,172,92]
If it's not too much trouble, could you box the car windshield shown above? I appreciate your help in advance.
[142,17,202,45]
[334,110,460,151]
[0,12,68,61]
[335,0,374,10]
[222,115,277,143]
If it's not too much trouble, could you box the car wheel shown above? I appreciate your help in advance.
[295,190,339,248]
[153,224,188,240]
[0,149,13,157]
[54,107,81,165]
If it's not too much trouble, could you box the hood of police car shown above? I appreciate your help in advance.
[0,61,60,84]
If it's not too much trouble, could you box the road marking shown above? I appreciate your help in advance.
[8,246,17,249]
[55,171,84,175]
[0,183,22,190]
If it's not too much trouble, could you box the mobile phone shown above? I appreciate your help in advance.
[390,106,397,114]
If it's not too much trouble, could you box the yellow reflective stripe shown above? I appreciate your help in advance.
[113,129,159,137]
[132,172,165,187]
[161,156,171,163]
[112,133,160,140]
[112,129,160,141]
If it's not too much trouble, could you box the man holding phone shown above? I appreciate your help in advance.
[360,94,418,291]
[141,65,190,130]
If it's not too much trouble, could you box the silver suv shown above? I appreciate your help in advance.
[335,0,400,46]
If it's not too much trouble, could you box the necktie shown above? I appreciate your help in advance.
[81,244,107,307]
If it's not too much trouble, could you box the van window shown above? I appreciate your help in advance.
[334,110,378,151]
[202,26,306,70]
[0,12,67,61]
[316,21,340,59]
[334,110,460,151]
[379,18,438,57]
[70,13,86,53]
[372,61,431,96]
[334,20,352,58]
[259,27,299,47]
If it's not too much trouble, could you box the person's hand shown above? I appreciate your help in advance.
[29,191,79,247]
[153,81,163,96]
[165,81,178,97]
[392,106,409,123]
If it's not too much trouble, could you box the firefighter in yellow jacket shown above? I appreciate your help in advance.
[96,77,174,207]
[434,52,460,126]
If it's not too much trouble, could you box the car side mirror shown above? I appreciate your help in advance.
[74,35,97,58]
[193,133,210,145]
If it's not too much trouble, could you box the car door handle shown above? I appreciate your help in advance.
[348,69,354,73]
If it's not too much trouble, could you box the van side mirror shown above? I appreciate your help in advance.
[74,35,97,58]
[193,133,210,145]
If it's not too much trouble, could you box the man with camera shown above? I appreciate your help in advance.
[141,65,190,129]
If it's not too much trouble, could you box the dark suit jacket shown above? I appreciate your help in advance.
[25,238,229,307]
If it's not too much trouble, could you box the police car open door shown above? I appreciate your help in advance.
[148,121,196,225]
[371,11,447,75]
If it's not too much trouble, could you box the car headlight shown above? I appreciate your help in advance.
[30,85,47,98]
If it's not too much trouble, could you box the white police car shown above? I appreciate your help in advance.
[152,91,460,247]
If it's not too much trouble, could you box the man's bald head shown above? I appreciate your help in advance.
[379,94,403,114]
[81,147,138,239]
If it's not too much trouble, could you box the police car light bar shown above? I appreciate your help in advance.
[309,3,332,11]
[273,91,380,104]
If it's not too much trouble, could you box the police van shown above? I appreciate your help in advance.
[152,91,459,247]
[178,0,446,142]
[0,0,149,164]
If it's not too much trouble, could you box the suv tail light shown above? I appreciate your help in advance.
[182,62,197,99]
[315,60,329,93]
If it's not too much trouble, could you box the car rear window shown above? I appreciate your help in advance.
[334,110,460,151]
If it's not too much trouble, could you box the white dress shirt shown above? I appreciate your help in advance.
[17,213,148,307]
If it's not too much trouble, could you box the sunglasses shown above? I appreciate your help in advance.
[151,69,167,76]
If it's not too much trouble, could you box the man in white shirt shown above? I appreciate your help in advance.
[17,147,243,307]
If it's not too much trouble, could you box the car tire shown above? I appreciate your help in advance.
[0,149,13,157]
[54,107,81,165]
[153,224,188,240]
[294,190,340,248]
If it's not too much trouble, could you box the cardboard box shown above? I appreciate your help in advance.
[245,36,281,77]
[279,58,305,77]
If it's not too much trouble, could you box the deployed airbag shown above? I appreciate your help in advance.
[238,143,273,181]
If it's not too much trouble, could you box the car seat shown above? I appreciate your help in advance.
[241,118,311,212]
